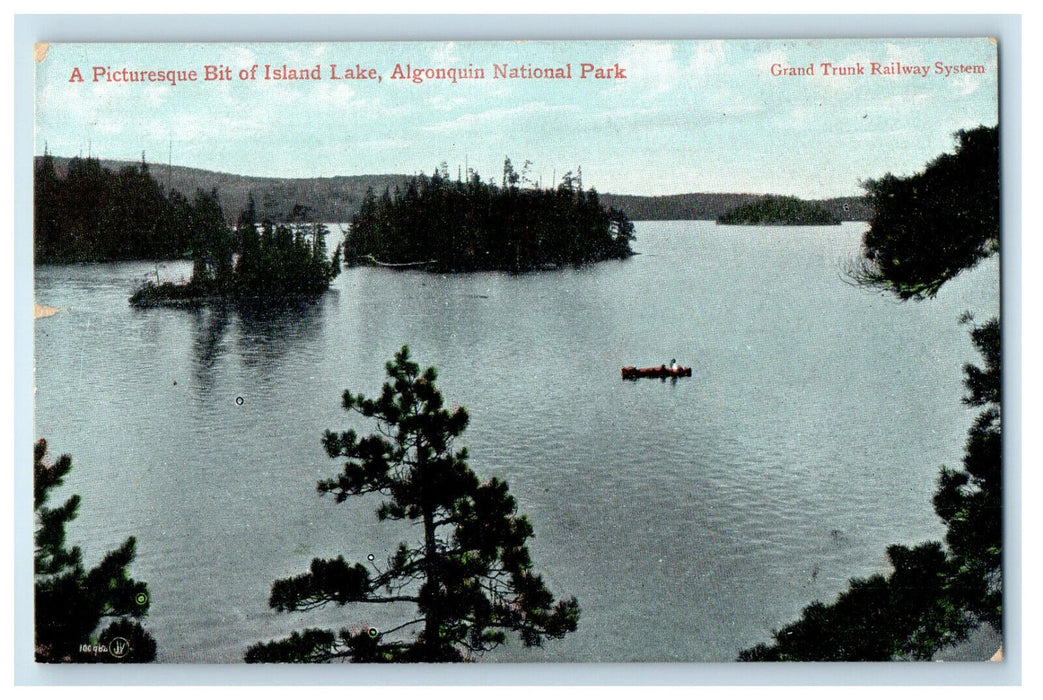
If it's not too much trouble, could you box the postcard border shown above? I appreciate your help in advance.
[13,13,1023,687]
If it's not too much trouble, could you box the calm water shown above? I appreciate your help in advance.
[33,221,1000,663]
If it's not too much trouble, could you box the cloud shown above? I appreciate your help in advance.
[884,41,927,68]
[609,41,678,97]
[951,74,982,96]
[687,40,726,76]
[357,137,412,150]
[143,111,263,143]
[751,47,789,75]
[429,41,458,65]
[420,101,578,133]
[425,94,469,111]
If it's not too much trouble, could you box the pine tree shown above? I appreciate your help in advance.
[34,439,156,662]
[245,346,579,662]
[849,125,999,300]
[189,188,233,288]
[934,317,1002,630]
[740,124,1002,662]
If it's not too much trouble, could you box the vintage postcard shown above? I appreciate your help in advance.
[31,37,1003,667]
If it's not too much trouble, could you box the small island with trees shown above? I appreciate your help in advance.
[344,158,636,272]
[34,151,342,308]
[716,195,841,226]
[129,193,341,308]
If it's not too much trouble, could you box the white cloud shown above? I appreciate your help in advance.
[425,94,469,112]
[751,47,789,75]
[420,101,577,133]
[688,41,726,76]
[357,137,412,150]
[143,111,262,143]
[609,41,678,98]
[885,41,927,68]
[429,41,458,65]
[951,74,982,96]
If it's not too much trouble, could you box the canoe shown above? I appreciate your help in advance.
[621,365,692,380]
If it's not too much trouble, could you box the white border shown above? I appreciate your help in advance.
[10,12,1025,688]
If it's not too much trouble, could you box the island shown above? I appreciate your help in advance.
[34,152,341,308]
[344,160,636,272]
[716,195,841,226]
[129,193,341,308]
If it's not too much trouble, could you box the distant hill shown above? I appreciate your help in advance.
[40,156,871,223]
[45,156,412,224]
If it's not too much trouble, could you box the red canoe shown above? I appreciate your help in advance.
[621,365,692,380]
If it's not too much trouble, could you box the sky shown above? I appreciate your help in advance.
[34,38,998,198]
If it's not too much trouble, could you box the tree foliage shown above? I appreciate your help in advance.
[849,125,999,300]
[130,192,341,306]
[739,318,1001,660]
[739,542,970,661]
[716,195,840,225]
[245,346,579,662]
[741,126,1002,662]
[34,152,194,263]
[934,317,1002,630]
[345,161,635,272]
[34,439,156,663]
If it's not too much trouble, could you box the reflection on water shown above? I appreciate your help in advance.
[236,297,327,374]
[184,297,330,401]
[190,306,231,398]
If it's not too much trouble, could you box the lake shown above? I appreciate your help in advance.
[33,220,1000,662]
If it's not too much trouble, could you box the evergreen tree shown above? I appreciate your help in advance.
[189,188,233,288]
[245,346,579,662]
[934,316,1002,630]
[739,321,999,660]
[34,154,193,263]
[738,542,969,661]
[740,126,1001,661]
[345,161,634,272]
[34,439,156,663]
[33,147,62,260]
[849,125,999,300]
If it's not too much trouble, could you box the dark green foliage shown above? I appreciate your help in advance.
[739,317,1001,661]
[739,543,971,661]
[850,125,999,300]
[34,439,156,663]
[716,195,841,225]
[34,151,193,263]
[740,125,1003,662]
[345,163,635,272]
[130,193,341,306]
[934,318,1002,631]
[245,346,579,663]
[188,188,235,288]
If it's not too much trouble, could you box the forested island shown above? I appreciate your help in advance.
[716,195,841,225]
[33,151,340,306]
[344,161,636,272]
[129,193,341,307]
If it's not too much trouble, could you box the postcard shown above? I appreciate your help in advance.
[30,37,1003,667]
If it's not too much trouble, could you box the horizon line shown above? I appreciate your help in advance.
[35,150,870,201]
